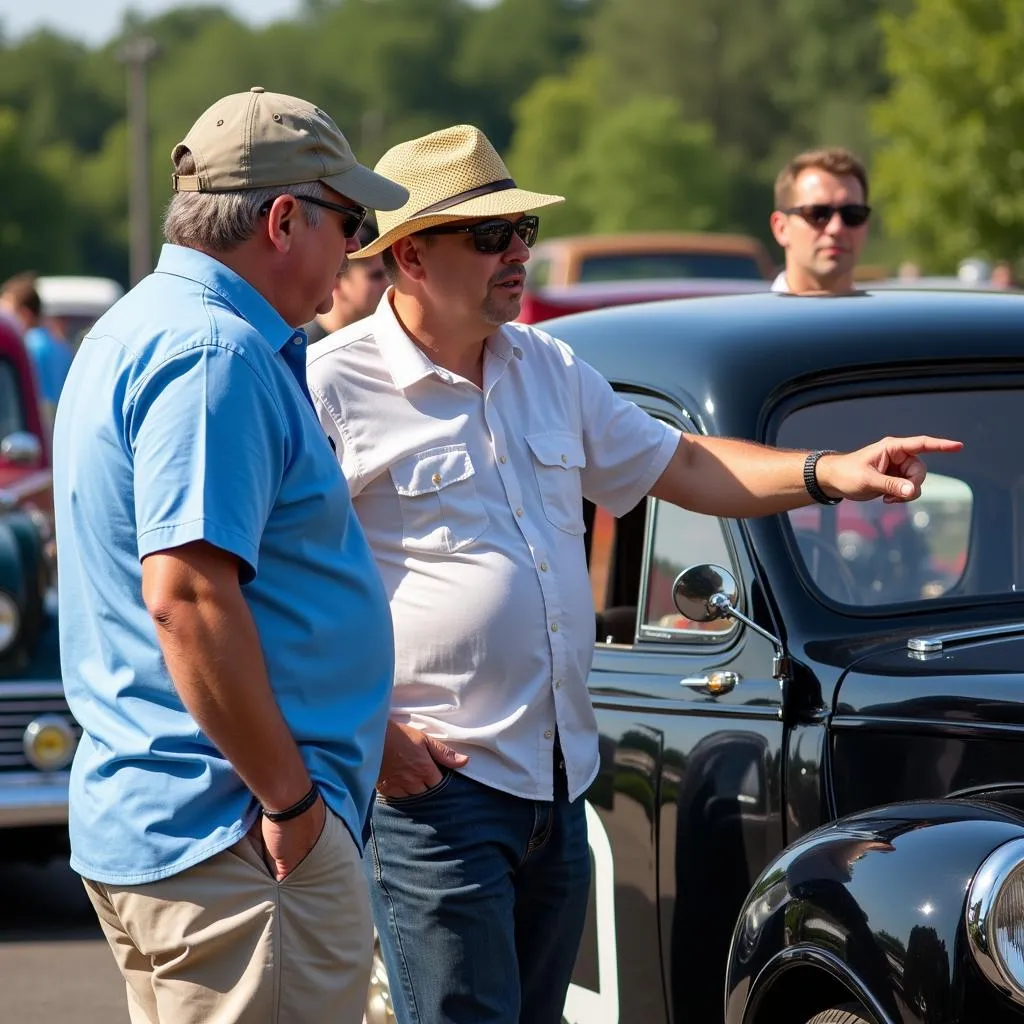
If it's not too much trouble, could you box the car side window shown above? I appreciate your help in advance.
[638,499,737,640]
[586,422,739,646]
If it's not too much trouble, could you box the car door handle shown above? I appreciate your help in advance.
[680,671,740,696]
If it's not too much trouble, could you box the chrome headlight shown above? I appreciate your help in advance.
[23,714,76,771]
[967,837,1024,1003]
[0,590,21,653]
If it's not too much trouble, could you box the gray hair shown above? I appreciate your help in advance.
[163,149,326,251]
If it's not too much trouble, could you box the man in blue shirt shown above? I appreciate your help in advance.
[0,272,74,424]
[53,87,409,1024]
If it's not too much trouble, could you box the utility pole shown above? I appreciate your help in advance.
[117,36,159,286]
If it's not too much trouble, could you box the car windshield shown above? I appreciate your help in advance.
[776,386,1017,610]
[577,251,764,282]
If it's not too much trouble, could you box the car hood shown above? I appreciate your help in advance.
[835,625,1024,724]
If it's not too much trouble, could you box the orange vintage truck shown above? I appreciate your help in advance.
[518,230,773,323]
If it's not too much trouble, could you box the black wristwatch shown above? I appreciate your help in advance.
[262,782,319,823]
[803,450,842,506]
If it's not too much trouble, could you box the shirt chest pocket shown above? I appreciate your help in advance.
[390,444,489,554]
[525,431,586,536]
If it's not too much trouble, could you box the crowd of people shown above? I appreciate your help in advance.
[28,85,965,1024]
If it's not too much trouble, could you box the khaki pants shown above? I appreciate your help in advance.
[83,809,372,1024]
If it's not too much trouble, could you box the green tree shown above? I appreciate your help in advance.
[453,0,591,152]
[509,59,744,238]
[585,0,790,163]
[506,56,605,236]
[0,108,79,279]
[872,0,1024,269]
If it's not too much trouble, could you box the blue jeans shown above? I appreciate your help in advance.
[365,763,591,1024]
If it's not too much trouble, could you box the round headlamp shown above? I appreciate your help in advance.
[967,837,1024,1003]
[0,591,20,653]
[22,714,76,771]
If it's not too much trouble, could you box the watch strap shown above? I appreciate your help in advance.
[803,450,842,506]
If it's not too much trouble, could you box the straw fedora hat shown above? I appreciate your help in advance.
[350,124,564,259]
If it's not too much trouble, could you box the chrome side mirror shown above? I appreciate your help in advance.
[672,563,740,622]
[0,432,42,465]
[672,563,789,681]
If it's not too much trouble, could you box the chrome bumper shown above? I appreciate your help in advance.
[0,771,69,827]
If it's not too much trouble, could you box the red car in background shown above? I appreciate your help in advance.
[518,230,774,324]
[0,316,53,519]
[519,277,770,324]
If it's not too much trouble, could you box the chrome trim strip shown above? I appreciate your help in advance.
[908,622,1024,653]
[0,770,70,827]
[0,680,66,698]
[589,693,782,720]
[966,836,1024,1005]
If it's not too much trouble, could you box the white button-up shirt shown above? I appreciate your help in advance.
[307,294,679,801]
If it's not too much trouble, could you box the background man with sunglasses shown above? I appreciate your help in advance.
[769,147,871,294]
[52,87,408,1024]
[307,123,959,1024]
[305,217,391,344]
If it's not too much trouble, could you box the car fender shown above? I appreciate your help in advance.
[725,800,1024,1024]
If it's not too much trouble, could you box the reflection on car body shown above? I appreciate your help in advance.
[538,289,1024,1023]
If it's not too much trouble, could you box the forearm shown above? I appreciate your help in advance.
[650,434,821,517]
[149,583,311,811]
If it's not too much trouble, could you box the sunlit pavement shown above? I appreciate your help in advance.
[0,859,125,1022]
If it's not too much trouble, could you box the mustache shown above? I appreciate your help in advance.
[490,268,525,287]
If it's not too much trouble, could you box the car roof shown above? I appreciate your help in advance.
[532,231,769,257]
[541,290,1024,431]
[529,278,771,302]
[36,275,125,317]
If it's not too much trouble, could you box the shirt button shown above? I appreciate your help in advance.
[292,336,303,345]
[554,679,562,689]
[544,730,553,739]
[515,507,524,517]
[550,622,559,633]
[432,472,442,486]
[561,453,567,464]
[499,455,508,464]
[539,561,549,572]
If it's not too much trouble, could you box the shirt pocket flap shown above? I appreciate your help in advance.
[525,432,586,470]
[390,445,475,497]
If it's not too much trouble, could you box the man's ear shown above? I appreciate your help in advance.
[392,236,428,283]
[769,210,789,249]
[265,195,301,254]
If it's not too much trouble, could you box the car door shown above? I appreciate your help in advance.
[567,395,785,1024]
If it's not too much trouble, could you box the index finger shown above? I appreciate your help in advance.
[887,435,963,455]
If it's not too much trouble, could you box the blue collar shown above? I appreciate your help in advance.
[154,244,301,352]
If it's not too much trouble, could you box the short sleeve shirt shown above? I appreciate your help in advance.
[307,294,679,801]
[54,245,394,885]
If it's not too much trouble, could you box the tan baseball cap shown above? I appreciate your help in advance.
[171,86,409,211]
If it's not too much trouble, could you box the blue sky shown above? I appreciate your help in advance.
[0,0,489,48]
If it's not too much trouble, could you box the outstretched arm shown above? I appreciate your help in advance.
[649,434,963,517]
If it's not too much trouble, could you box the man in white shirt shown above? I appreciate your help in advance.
[306,125,958,1024]
[769,147,871,294]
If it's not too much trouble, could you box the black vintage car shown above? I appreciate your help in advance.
[0,495,70,865]
[0,317,73,865]
[533,289,1024,1024]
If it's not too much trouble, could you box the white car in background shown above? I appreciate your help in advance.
[36,275,124,349]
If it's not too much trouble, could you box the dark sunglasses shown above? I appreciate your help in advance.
[782,203,871,229]
[418,215,540,254]
[260,194,368,239]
